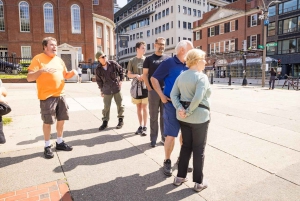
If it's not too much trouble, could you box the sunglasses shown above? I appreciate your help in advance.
[100,55,106,58]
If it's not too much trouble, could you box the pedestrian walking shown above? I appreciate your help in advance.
[142,37,170,147]
[151,40,193,176]
[95,51,125,131]
[269,67,277,90]
[77,64,82,83]
[127,42,148,136]
[170,48,211,192]
[27,37,78,159]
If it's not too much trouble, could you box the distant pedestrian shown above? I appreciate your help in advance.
[142,37,170,147]
[77,64,82,83]
[127,42,148,136]
[27,37,78,159]
[171,49,211,192]
[269,67,277,90]
[151,40,193,176]
[95,51,125,131]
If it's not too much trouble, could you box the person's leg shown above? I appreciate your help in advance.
[141,103,148,127]
[159,100,165,142]
[136,103,142,125]
[0,116,5,144]
[149,90,160,143]
[269,78,271,89]
[164,136,175,159]
[56,120,64,138]
[192,121,209,184]
[272,78,275,89]
[102,94,113,122]
[114,92,125,120]
[177,121,192,179]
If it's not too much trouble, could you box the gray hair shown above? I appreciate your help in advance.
[175,40,193,53]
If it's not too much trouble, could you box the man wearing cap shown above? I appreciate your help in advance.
[95,51,125,130]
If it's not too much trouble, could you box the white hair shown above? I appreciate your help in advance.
[175,40,193,53]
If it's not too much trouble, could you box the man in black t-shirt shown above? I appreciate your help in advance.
[143,37,170,147]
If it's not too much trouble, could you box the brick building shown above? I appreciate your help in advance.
[193,0,277,79]
[0,0,114,68]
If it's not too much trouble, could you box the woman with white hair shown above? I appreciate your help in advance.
[170,48,211,192]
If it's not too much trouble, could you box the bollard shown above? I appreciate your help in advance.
[228,74,231,86]
[242,75,247,86]
[210,73,213,85]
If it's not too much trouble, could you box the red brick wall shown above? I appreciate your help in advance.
[0,0,113,61]
[92,1,114,20]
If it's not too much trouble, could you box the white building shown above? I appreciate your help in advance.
[114,0,232,67]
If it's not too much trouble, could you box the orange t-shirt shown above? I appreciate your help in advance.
[28,53,74,100]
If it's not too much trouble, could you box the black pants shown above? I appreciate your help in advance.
[269,76,276,89]
[177,120,209,184]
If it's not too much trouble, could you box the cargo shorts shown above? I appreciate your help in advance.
[40,96,69,124]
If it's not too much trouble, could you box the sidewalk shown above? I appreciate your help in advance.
[0,82,299,201]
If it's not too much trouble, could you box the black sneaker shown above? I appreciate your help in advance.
[99,121,108,131]
[150,141,156,147]
[44,146,54,159]
[116,118,124,129]
[56,141,73,151]
[135,126,143,135]
[163,159,172,176]
[142,127,147,132]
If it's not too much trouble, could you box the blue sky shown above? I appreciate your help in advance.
[117,0,128,7]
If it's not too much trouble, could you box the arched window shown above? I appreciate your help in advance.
[0,0,4,31]
[71,4,81,33]
[19,1,30,32]
[44,3,54,33]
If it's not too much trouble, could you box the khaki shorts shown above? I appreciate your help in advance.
[132,97,148,105]
[40,96,69,124]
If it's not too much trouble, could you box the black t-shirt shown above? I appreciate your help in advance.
[143,54,170,89]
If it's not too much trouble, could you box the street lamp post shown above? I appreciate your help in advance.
[259,0,281,87]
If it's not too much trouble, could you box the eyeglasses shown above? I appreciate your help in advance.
[156,43,165,46]
[100,55,106,58]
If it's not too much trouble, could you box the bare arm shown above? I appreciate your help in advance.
[142,68,152,91]
[150,77,170,103]
[128,71,143,81]
[27,69,55,82]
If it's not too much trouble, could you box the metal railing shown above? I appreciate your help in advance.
[0,55,31,74]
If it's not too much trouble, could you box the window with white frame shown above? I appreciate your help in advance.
[196,31,200,40]
[19,1,30,32]
[220,41,224,52]
[21,46,31,58]
[251,14,257,27]
[96,26,102,38]
[215,42,220,53]
[44,3,54,33]
[183,6,187,14]
[225,40,230,52]
[76,47,83,61]
[210,27,215,36]
[230,21,235,32]
[210,43,215,54]
[0,0,4,31]
[93,0,99,5]
[220,24,224,34]
[71,4,81,34]
[230,39,235,51]
[251,35,257,48]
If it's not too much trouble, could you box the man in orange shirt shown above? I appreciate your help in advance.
[27,37,78,159]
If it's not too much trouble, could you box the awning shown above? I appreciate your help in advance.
[228,57,277,67]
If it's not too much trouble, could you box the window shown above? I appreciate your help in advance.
[136,33,139,39]
[166,38,169,45]
[44,3,54,33]
[220,41,224,52]
[19,1,30,32]
[215,42,219,53]
[188,23,191,29]
[96,26,102,38]
[76,47,83,61]
[21,46,31,58]
[268,5,276,17]
[196,31,200,40]
[251,14,257,27]
[93,0,99,5]
[198,10,201,17]
[158,12,161,19]
[266,43,276,55]
[166,23,169,30]
[210,27,214,36]
[188,8,191,15]
[250,35,257,48]
[171,21,173,28]
[178,20,180,28]
[268,22,275,36]
[193,9,197,16]
[178,5,180,12]
[183,21,187,29]
[220,23,224,34]
[230,20,235,31]
[166,8,169,15]
[162,10,165,17]
[147,44,150,50]
[279,0,298,14]
[225,41,230,52]
[147,30,150,37]
[140,32,143,38]
[159,26,161,33]
[278,39,296,54]
[163,24,165,31]
[183,6,187,14]
[230,39,235,51]
[282,17,297,33]
[0,0,4,31]
[71,4,81,33]
[210,43,215,53]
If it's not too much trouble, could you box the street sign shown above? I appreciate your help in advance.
[258,45,264,49]
[266,42,278,47]
[264,19,269,26]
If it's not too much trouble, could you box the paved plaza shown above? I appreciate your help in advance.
[0,81,299,201]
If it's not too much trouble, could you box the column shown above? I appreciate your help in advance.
[103,22,108,54]
[109,26,115,58]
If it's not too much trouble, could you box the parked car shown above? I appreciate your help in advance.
[79,61,99,74]
[0,59,22,74]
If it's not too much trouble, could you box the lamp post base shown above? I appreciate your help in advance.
[242,76,247,86]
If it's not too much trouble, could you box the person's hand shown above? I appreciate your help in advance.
[72,69,78,76]
[178,108,186,118]
[160,95,171,104]
[43,68,57,73]
[119,81,122,87]
[100,92,104,97]
[147,86,152,91]
[137,75,143,81]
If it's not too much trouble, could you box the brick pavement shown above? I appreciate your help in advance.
[0,180,72,201]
